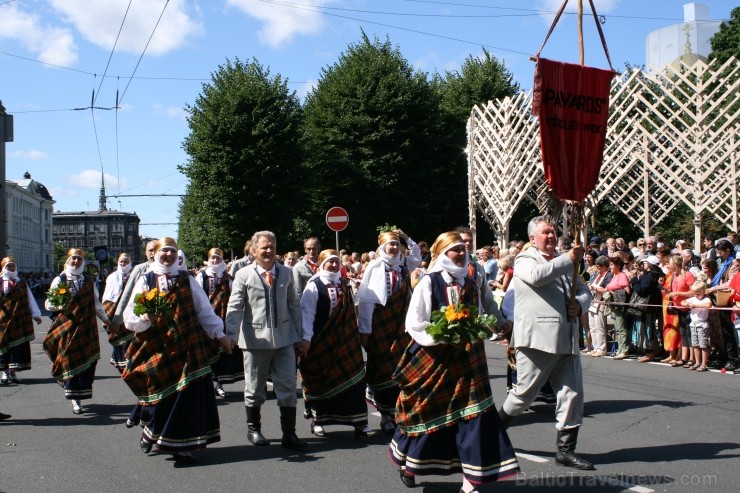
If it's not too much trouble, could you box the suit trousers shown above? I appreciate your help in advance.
[243,346,298,408]
[502,347,584,430]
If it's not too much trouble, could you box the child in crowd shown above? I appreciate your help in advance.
[681,280,712,372]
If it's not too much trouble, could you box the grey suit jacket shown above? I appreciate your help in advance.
[226,262,302,350]
[292,259,315,300]
[111,261,150,325]
[511,248,592,355]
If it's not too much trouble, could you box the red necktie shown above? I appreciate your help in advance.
[467,262,475,278]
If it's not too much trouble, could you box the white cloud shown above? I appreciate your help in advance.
[68,169,127,190]
[296,79,318,101]
[227,0,330,48]
[152,103,187,120]
[9,149,49,160]
[0,4,78,66]
[50,0,203,56]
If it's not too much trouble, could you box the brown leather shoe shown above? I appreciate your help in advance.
[638,354,655,363]
[613,353,628,360]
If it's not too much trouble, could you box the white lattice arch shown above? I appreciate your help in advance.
[468,57,739,247]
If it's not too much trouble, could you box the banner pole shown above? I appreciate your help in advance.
[578,0,584,65]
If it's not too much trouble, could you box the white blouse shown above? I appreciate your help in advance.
[123,274,225,339]
[44,275,108,322]
[300,278,344,342]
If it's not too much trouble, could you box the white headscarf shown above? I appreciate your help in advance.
[428,241,468,281]
[177,250,187,270]
[150,247,180,276]
[1,265,19,281]
[119,262,133,276]
[205,261,226,277]
[309,254,341,285]
[64,256,85,277]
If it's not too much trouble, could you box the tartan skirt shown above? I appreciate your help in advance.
[0,341,32,372]
[109,342,129,374]
[63,361,97,400]
[389,408,520,485]
[211,350,245,384]
[307,379,368,428]
[139,375,221,453]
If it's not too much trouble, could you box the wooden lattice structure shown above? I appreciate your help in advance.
[468,57,739,247]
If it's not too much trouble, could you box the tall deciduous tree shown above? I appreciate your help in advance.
[303,33,448,249]
[709,7,740,64]
[178,58,304,260]
[435,48,520,241]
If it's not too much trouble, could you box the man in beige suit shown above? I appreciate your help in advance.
[498,216,594,470]
[226,231,305,450]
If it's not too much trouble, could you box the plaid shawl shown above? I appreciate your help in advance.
[43,275,101,381]
[102,299,135,347]
[0,281,35,356]
[393,275,493,437]
[299,280,365,400]
[122,271,219,405]
[364,269,412,388]
[204,273,231,321]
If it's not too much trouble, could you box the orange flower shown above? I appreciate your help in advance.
[145,289,158,301]
[57,287,67,295]
[460,307,471,319]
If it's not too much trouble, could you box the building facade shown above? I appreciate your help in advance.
[52,209,143,267]
[6,172,55,273]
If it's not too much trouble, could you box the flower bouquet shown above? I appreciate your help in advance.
[425,303,496,345]
[133,288,173,319]
[46,283,73,309]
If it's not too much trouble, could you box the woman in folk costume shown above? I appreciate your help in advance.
[0,257,42,385]
[357,229,421,434]
[43,249,111,415]
[390,232,520,492]
[123,238,232,465]
[100,253,135,373]
[195,247,241,398]
[299,249,374,439]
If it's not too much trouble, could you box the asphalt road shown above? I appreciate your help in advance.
[1,316,739,493]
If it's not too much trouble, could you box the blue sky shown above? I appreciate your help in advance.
[1,0,734,240]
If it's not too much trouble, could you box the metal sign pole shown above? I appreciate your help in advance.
[335,231,339,251]
[0,101,13,260]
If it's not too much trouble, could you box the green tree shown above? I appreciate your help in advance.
[303,33,447,249]
[709,7,740,64]
[435,49,520,242]
[178,58,305,260]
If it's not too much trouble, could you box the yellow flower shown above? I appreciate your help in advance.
[145,289,158,301]
[58,287,67,295]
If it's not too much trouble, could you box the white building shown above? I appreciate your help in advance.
[6,172,55,272]
[645,3,724,72]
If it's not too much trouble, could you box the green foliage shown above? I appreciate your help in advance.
[709,7,740,65]
[178,58,305,260]
[591,201,643,244]
[303,33,449,248]
[376,223,398,234]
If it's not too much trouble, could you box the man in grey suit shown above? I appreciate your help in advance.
[108,239,157,331]
[228,240,253,277]
[498,216,594,470]
[292,237,320,300]
[226,231,305,450]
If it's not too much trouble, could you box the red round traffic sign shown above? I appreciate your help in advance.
[325,207,349,232]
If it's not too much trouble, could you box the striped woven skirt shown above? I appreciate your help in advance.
[306,379,368,428]
[0,341,32,372]
[389,408,520,485]
[139,376,221,453]
[63,361,97,400]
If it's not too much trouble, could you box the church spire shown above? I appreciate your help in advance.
[98,171,107,212]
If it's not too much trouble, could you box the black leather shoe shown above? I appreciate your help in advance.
[140,438,152,454]
[381,420,397,435]
[399,470,415,488]
[310,423,327,438]
[173,452,198,464]
[247,430,269,446]
[354,425,376,438]
[555,450,595,470]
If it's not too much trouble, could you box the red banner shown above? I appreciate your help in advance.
[532,58,615,202]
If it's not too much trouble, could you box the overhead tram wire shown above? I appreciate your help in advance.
[118,0,171,106]
[94,0,132,107]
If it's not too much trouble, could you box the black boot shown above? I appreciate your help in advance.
[280,407,306,450]
[498,407,516,430]
[555,428,594,470]
[245,406,269,446]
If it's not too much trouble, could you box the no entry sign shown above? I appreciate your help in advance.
[326,207,349,232]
